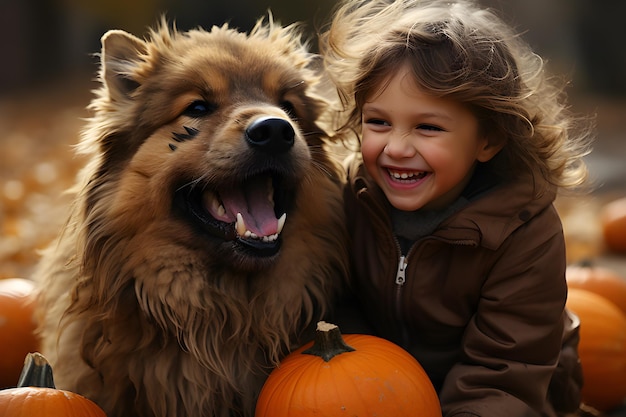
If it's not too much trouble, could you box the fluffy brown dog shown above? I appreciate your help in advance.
[34,17,348,417]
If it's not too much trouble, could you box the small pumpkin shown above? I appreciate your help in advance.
[0,278,39,388]
[566,288,626,412]
[0,352,106,417]
[255,321,442,417]
[600,196,626,253]
[566,260,626,315]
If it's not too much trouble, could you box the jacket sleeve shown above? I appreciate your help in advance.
[439,206,568,417]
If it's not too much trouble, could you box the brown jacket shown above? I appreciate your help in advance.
[339,156,582,417]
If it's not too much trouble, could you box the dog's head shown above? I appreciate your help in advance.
[54,20,348,412]
[77,18,341,273]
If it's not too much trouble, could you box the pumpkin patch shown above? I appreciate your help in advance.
[255,321,442,417]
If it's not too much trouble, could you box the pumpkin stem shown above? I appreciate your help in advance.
[17,352,56,389]
[302,321,355,362]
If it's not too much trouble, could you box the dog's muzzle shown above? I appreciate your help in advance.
[175,116,302,258]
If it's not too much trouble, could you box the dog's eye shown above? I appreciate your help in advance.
[183,100,215,118]
[279,100,297,119]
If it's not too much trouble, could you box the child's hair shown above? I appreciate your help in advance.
[320,0,593,191]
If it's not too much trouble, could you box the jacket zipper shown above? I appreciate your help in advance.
[360,190,410,321]
[394,254,408,319]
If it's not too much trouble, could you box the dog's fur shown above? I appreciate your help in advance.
[35,18,348,417]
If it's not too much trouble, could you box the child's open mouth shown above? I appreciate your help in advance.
[387,168,429,183]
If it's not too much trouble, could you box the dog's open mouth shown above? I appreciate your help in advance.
[176,172,290,257]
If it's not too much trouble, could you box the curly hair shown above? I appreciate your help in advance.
[320,0,593,191]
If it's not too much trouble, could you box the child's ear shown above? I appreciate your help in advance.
[476,137,505,162]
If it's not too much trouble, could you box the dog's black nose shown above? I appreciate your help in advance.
[245,117,295,153]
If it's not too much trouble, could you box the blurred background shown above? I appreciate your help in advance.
[0,0,625,279]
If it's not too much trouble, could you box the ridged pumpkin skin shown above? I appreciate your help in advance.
[566,262,626,315]
[0,387,107,417]
[0,278,39,388]
[255,325,441,417]
[566,288,626,412]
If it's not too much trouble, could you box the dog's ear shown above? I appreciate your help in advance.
[101,30,147,102]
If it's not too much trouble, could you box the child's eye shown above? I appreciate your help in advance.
[365,118,390,126]
[417,124,444,132]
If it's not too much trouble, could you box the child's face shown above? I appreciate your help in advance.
[361,65,499,211]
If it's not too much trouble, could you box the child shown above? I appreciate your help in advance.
[320,0,594,416]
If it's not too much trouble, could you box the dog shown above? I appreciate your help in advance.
[34,17,348,417]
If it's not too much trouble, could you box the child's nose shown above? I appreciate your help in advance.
[383,132,416,159]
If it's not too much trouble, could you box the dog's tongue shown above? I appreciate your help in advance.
[219,177,278,237]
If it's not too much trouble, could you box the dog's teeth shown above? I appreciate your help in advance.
[262,234,278,243]
[236,213,247,237]
[204,191,226,218]
[237,212,285,240]
[276,213,286,234]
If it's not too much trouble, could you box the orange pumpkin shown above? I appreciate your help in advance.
[0,352,106,416]
[600,197,626,253]
[255,321,442,417]
[566,288,626,412]
[566,261,626,315]
[0,278,39,388]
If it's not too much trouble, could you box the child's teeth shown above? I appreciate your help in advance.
[390,170,427,180]
[391,171,415,178]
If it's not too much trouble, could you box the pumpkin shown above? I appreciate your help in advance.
[0,352,106,417]
[566,288,626,412]
[255,321,442,417]
[0,278,39,388]
[566,261,626,315]
[600,197,626,253]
